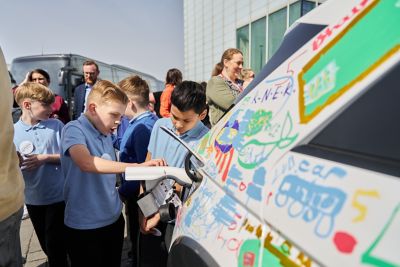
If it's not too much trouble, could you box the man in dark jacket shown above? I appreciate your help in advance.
[72,60,99,119]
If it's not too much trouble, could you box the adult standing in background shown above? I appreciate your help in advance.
[72,60,100,119]
[0,46,25,267]
[159,68,182,118]
[241,68,255,90]
[28,69,71,124]
[206,48,243,127]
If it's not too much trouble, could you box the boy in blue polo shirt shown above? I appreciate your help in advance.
[60,80,165,267]
[13,82,68,267]
[115,75,158,265]
[139,81,209,266]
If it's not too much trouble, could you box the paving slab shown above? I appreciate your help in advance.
[20,208,132,267]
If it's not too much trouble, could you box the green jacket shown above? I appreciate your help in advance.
[206,76,236,127]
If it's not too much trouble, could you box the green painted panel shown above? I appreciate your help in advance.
[301,0,400,118]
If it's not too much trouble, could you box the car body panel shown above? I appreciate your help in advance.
[171,0,400,266]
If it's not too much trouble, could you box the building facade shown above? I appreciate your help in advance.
[183,0,324,82]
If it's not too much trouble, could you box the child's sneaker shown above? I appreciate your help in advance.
[22,205,29,220]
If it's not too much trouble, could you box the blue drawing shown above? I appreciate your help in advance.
[232,109,254,151]
[181,179,219,239]
[246,167,267,201]
[225,164,244,194]
[228,164,243,182]
[251,76,294,120]
[252,76,294,104]
[298,159,347,180]
[212,194,238,227]
[253,167,266,185]
[275,174,346,238]
[184,199,200,227]
[215,120,239,153]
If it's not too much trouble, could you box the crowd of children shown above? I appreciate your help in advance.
[11,62,210,267]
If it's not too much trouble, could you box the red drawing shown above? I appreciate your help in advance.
[333,231,357,253]
[243,252,256,266]
[239,181,247,191]
[214,120,238,182]
[215,145,235,182]
[266,192,273,205]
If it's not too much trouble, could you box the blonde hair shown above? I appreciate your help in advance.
[118,75,150,108]
[15,82,54,106]
[241,68,254,80]
[87,80,128,106]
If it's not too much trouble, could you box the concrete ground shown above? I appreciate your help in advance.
[20,213,132,267]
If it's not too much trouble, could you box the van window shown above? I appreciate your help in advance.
[98,63,113,81]
[295,62,400,177]
[11,57,68,97]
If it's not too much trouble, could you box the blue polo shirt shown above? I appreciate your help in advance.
[148,118,209,168]
[118,111,158,198]
[14,119,64,205]
[60,115,122,230]
[113,116,130,149]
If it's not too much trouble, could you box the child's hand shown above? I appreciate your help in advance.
[139,210,161,234]
[21,154,47,171]
[143,158,167,167]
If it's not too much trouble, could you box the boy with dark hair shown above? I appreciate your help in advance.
[139,81,209,266]
[115,75,159,266]
[60,80,165,266]
[13,82,68,266]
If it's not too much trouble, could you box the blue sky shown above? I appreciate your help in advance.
[0,0,184,80]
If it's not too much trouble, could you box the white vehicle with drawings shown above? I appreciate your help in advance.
[127,0,400,266]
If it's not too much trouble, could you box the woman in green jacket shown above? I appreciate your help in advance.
[206,48,244,127]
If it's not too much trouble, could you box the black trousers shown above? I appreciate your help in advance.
[65,214,125,267]
[138,222,168,267]
[26,201,68,267]
[125,194,139,266]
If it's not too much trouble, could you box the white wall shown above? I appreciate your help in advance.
[183,0,323,82]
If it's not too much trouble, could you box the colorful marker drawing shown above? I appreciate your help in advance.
[298,0,400,123]
[275,174,346,238]
[238,112,298,169]
[362,204,400,266]
[352,189,380,223]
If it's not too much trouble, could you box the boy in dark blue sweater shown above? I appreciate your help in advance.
[115,75,158,265]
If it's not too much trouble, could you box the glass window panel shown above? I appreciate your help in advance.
[251,17,266,73]
[236,25,250,68]
[289,1,301,26]
[290,1,316,26]
[302,1,316,15]
[98,64,113,81]
[268,7,287,59]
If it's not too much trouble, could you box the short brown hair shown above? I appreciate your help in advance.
[15,82,54,106]
[118,75,150,108]
[87,80,128,106]
[83,60,99,71]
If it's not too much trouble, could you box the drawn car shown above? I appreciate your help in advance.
[127,0,400,265]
